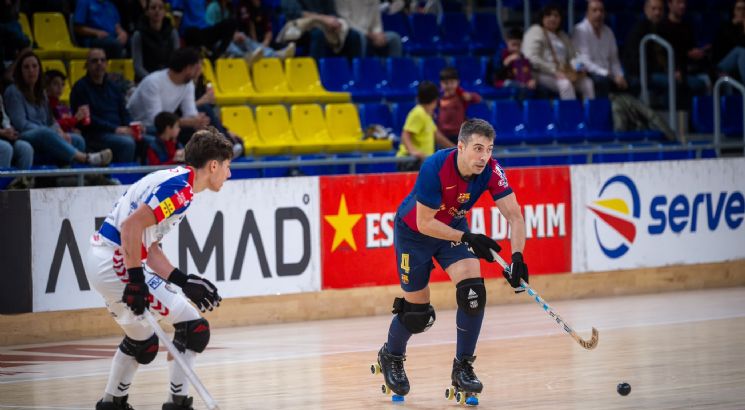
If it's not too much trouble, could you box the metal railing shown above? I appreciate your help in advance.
[639,34,677,134]
[713,76,745,156]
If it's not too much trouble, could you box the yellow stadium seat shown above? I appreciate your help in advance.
[33,12,89,59]
[256,105,324,155]
[18,12,32,41]
[108,59,135,82]
[290,104,336,152]
[215,58,280,105]
[285,58,350,103]
[220,106,262,155]
[68,60,86,86]
[18,12,58,59]
[41,59,71,104]
[252,58,318,104]
[326,103,392,152]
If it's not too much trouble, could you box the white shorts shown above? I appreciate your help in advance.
[85,234,200,340]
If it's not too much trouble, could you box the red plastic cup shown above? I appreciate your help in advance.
[81,105,91,126]
[130,121,143,141]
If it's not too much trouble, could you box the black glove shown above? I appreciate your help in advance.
[503,252,529,291]
[461,232,502,262]
[122,267,150,315]
[169,268,222,312]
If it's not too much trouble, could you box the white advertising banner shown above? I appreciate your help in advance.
[571,158,745,272]
[30,177,321,312]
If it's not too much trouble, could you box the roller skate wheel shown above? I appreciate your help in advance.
[455,391,466,405]
[381,384,391,395]
[370,363,381,375]
[445,387,455,400]
[392,394,405,402]
[465,395,479,406]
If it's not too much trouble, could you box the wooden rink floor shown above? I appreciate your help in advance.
[1,287,745,410]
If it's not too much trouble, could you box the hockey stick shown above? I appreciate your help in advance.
[490,250,599,350]
[142,311,221,410]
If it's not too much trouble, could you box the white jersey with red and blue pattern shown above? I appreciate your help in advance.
[98,166,195,252]
[398,148,512,232]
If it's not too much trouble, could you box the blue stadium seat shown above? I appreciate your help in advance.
[229,156,261,179]
[419,56,448,84]
[408,13,439,56]
[470,13,502,55]
[497,147,538,167]
[659,142,695,160]
[381,13,410,45]
[592,144,632,163]
[493,100,525,145]
[584,98,616,142]
[454,56,506,99]
[466,102,492,122]
[392,101,416,134]
[299,154,336,176]
[523,99,555,144]
[262,155,293,178]
[357,151,398,174]
[352,58,387,102]
[439,13,471,55]
[554,100,586,143]
[691,95,714,134]
[722,95,744,136]
[318,58,364,98]
[385,57,419,101]
[359,103,394,129]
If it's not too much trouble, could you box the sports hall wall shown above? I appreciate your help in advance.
[2,158,745,344]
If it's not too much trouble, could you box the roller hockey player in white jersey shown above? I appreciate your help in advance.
[85,127,233,410]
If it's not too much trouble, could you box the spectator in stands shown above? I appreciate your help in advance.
[335,0,402,57]
[572,0,627,97]
[0,0,31,65]
[193,74,244,158]
[127,47,210,145]
[623,0,665,91]
[207,0,295,65]
[438,67,481,145]
[73,0,129,58]
[280,0,363,60]
[396,81,454,171]
[0,93,33,170]
[522,4,595,100]
[3,51,112,166]
[494,27,537,99]
[70,48,138,163]
[659,0,710,97]
[170,0,237,59]
[713,0,745,81]
[147,111,185,164]
[45,70,89,134]
[131,0,181,82]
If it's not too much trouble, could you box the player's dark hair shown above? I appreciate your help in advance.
[168,47,201,72]
[439,66,459,81]
[417,81,440,105]
[154,111,179,136]
[458,118,495,144]
[44,69,66,83]
[184,126,233,168]
[506,26,524,41]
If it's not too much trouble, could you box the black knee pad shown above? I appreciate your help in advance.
[119,333,159,364]
[173,318,210,353]
[392,297,436,334]
[456,277,486,316]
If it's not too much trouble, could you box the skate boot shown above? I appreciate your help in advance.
[445,355,482,406]
[95,395,135,410]
[162,395,194,410]
[370,343,409,401]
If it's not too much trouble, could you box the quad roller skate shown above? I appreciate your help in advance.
[444,356,482,406]
[370,343,409,402]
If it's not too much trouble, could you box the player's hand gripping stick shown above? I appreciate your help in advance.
[461,232,501,261]
[169,269,222,312]
[122,267,150,315]
[490,249,599,350]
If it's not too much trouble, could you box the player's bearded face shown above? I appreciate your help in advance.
[460,135,493,175]
[208,159,232,191]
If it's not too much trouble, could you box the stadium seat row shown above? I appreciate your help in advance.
[19,12,88,59]
[691,95,745,136]
[221,103,392,156]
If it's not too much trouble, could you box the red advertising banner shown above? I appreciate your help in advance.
[320,166,572,289]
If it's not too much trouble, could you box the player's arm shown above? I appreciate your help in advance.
[119,204,157,315]
[495,192,529,288]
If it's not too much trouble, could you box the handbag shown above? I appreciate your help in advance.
[543,28,585,82]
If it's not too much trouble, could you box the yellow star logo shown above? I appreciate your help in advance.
[324,194,362,252]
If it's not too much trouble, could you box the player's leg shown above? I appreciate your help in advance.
[86,243,157,410]
[148,277,206,410]
[438,236,485,394]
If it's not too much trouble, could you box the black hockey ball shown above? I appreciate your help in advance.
[617,382,631,396]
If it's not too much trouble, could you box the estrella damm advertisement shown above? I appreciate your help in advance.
[320,167,573,289]
[571,158,745,272]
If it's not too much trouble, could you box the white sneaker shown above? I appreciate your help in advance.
[278,42,296,60]
[88,149,113,166]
